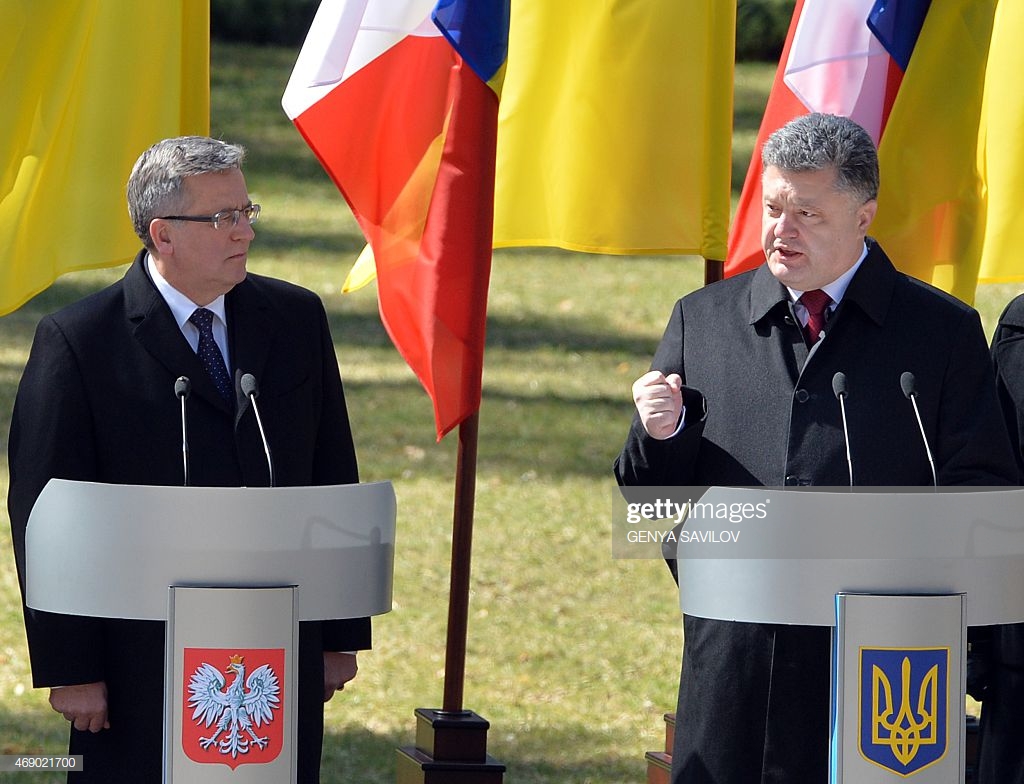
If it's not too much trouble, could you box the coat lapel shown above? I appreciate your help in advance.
[794,239,897,385]
[839,238,897,328]
[122,251,233,413]
[748,263,806,381]
[225,276,277,425]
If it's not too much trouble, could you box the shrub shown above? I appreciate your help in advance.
[736,0,796,62]
[211,0,319,46]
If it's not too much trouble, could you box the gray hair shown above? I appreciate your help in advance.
[761,113,879,203]
[127,136,246,250]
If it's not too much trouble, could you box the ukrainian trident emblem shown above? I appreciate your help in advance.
[182,648,285,768]
[859,648,948,776]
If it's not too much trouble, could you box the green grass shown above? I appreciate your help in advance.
[0,43,1021,783]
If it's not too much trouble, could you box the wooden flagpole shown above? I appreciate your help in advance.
[705,257,724,285]
[396,410,505,781]
[442,410,479,713]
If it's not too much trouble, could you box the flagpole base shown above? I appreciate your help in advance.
[396,709,505,783]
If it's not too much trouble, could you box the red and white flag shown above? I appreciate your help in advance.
[283,1,508,440]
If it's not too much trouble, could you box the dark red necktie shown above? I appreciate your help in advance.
[800,289,832,345]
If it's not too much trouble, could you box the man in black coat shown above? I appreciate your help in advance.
[615,114,1016,783]
[977,295,1024,784]
[8,136,368,782]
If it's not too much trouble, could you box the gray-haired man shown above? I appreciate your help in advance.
[9,136,368,782]
[616,114,1015,782]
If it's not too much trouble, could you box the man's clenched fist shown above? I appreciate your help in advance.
[633,371,683,439]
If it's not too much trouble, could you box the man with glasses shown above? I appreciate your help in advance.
[8,136,368,782]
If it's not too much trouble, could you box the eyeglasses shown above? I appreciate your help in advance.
[158,203,261,229]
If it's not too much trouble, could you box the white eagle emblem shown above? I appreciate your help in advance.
[187,654,281,758]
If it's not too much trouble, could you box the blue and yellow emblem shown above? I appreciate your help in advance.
[859,647,948,776]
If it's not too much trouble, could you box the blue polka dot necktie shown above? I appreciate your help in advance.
[189,308,233,405]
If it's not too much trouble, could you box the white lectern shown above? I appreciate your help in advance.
[670,486,1024,784]
[25,478,396,783]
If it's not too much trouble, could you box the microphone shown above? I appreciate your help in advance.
[174,376,191,486]
[240,372,275,487]
[831,372,854,487]
[900,371,938,488]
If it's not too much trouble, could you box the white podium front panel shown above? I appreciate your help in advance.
[166,587,298,783]
[25,479,396,622]
[831,594,965,783]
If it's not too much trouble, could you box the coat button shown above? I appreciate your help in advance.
[794,389,810,403]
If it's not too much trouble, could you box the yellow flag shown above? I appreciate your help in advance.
[873,0,1024,303]
[0,1,209,315]
[492,1,735,258]
[976,1,1024,287]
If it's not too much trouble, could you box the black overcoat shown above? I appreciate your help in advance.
[615,240,1016,783]
[978,294,1024,784]
[8,251,369,783]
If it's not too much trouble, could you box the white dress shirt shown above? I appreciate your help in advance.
[146,253,231,374]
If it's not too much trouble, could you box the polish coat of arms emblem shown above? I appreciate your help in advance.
[182,648,285,769]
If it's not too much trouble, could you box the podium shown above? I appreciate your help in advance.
[665,486,1024,783]
[25,478,396,783]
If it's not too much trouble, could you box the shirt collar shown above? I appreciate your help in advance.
[146,253,228,328]
[786,241,869,307]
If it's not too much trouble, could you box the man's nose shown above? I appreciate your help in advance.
[773,212,797,237]
[233,216,256,241]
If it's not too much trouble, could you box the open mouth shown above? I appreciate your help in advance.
[772,246,802,261]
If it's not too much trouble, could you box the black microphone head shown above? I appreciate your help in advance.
[832,371,848,400]
[900,371,917,400]
[174,376,191,399]
[240,372,259,398]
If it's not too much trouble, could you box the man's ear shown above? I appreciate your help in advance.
[149,219,173,255]
[857,199,878,233]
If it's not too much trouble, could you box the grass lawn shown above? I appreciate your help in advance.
[0,43,1021,783]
